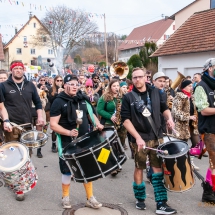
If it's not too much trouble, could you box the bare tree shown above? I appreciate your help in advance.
[31,5,98,70]
[82,48,102,63]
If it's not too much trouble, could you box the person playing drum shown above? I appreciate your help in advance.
[121,67,177,214]
[0,60,44,201]
[50,74,104,209]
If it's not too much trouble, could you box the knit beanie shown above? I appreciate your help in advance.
[120,81,127,87]
[85,79,93,86]
[181,80,192,89]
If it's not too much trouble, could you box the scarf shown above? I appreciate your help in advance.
[202,72,215,90]
[57,90,91,125]
[181,89,191,98]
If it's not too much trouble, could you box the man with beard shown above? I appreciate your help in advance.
[194,58,215,203]
[92,73,103,97]
[50,74,104,209]
[121,67,177,214]
[0,60,44,201]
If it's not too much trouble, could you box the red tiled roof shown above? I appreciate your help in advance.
[118,19,174,51]
[151,9,215,57]
[64,55,74,64]
[0,34,4,61]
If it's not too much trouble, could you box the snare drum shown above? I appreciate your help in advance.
[157,140,195,192]
[20,130,48,148]
[63,127,127,183]
[0,142,38,194]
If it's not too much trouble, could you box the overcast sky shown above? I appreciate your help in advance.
[0,0,194,43]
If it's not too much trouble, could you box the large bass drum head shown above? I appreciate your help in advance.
[157,141,189,158]
[0,142,28,172]
[63,127,115,156]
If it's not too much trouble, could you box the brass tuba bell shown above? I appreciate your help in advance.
[110,61,129,79]
[171,71,185,90]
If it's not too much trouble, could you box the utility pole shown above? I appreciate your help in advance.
[103,13,108,72]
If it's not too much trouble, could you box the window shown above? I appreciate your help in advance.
[42,36,47,42]
[23,36,27,42]
[16,48,22,54]
[211,0,215,8]
[33,23,36,28]
[48,49,53,55]
[31,49,35,54]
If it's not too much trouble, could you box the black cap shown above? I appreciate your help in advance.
[64,74,78,83]
[181,80,192,89]
[92,73,99,79]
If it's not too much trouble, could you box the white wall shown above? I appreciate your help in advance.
[157,21,175,47]
[158,51,215,80]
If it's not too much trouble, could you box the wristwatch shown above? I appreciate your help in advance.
[3,119,10,123]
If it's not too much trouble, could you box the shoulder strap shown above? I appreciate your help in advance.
[131,91,141,101]
[85,101,96,127]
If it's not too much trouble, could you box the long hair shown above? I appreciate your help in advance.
[103,79,122,102]
[51,75,64,96]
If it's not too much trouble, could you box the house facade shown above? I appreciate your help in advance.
[2,15,55,71]
[0,34,4,69]
[151,9,215,81]
[118,19,175,63]
[170,0,212,30]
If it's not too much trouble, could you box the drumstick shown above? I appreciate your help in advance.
[12,123,31,127]
[144,146,169,155]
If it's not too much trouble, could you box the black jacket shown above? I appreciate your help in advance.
[121,85,168,142]
[0,75,42,124]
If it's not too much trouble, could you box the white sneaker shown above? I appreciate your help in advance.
[62,196,72,209]
[191,160,200,171]
[86,196,102,209]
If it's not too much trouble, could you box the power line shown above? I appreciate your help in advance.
[112,15,161,33]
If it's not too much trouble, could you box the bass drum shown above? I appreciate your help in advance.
[63,127,127,183]
[157,139,195,192]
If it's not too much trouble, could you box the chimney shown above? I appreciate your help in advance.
[29,11,32,20]
[164,16,169,21]
[15,27,18,35]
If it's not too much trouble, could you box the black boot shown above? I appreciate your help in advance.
[37,148,43,158]
[51,142,57,153]
[202,182,215,203]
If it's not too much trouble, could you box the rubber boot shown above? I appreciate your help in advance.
[37,148,43,158]
[202,181,215,203]
[52,142,57,153]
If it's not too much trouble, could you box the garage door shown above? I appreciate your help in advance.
[184,68,202,78]
[163,68,178,80]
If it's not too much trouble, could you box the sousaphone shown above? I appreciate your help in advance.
[110,61,129,79]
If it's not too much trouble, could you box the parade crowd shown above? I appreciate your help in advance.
[0,58,215,215]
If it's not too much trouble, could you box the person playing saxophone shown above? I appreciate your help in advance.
[97,79,128,176]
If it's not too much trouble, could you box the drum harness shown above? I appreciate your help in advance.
[131,91,170,155]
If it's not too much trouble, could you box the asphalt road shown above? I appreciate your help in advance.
[0,133,214,215]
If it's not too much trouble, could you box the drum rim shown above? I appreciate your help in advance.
[0,142,28,172]
[157,140,189,158]
[63,126,116,155]
[63,135,116,159]
[20,130,48,143]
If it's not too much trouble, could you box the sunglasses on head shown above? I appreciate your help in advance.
[56,80,63,82]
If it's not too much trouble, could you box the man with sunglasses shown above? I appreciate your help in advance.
[121,67,176,214]
[194,58,215,204]
[50,74,104,209]
[92,73,103,97]
[0,60,44,201]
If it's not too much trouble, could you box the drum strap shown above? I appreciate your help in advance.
[56,133,64,159]
[131,91,159,140]
[85,101,96,128]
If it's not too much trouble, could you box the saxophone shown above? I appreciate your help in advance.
[165,88,173,109]
[114,91,122,130]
